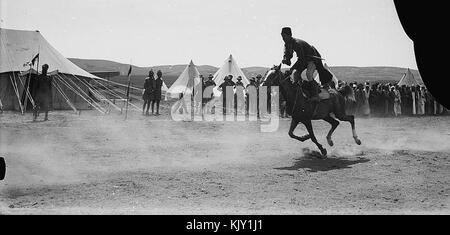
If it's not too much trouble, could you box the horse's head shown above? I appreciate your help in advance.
[262,64,284,87]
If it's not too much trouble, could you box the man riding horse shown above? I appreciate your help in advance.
[281,27,334,114]
[259,27,361,157]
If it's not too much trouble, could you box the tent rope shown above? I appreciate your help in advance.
[17,74,36,108]
[70,74,122,112]
[52,77,78,113]
[55,74,105,114]
[91,79,126,100]
[58,73,107,113]
[56,74,105,114]
[91,79,144,111]
[8,75,24,114]
[105,86,142,111]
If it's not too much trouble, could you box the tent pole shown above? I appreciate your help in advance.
[125,64,132,120]
[23,64,33,112]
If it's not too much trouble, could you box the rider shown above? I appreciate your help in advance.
[281,27,333,102]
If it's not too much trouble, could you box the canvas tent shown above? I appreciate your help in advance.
[314,63,339,89]
[212,54,249,96]
[397,68,421,86]
[165,60,201,99]
[0,28,108,112]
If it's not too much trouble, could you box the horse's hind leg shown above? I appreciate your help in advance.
[303,120,327,157]
[288,118,310,142]
[323,115,339,146]
[336,114,362,145]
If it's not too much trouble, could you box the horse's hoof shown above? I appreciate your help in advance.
[327,138,334,147]
[355,138,362,145]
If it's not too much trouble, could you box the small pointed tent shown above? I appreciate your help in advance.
[165,60,201,99]
[162,81,169,92]
[314,63,339,89]
[0,28,105,111]
[397,68,420,86]
[212,54,249,96]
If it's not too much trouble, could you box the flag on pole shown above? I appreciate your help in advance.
[127,65,132,77]
[31,53,39,66]
[125,64,132,119]
[126,65,132,97]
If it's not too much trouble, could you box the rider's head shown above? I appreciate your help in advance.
[281,27,292,42]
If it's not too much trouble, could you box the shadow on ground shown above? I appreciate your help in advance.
[275,148,370,172]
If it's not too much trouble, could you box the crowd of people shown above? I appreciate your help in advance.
[341,81,448,117]
[199,73,448,118]
[141,67,447,119]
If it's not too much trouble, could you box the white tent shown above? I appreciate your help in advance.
[0,28,100,79]
[212,54,249,96]
[165,60,201,99]
[0,28,111,112]
[397,68,420,86]
[314,63,339,89]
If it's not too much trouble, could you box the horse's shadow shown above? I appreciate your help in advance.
[274,148,370,172]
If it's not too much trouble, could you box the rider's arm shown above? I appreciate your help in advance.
[282,42,293,66]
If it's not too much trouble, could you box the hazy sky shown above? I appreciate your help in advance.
[1,0,418,69]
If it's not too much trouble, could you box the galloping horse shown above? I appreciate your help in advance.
[262,65,361,157]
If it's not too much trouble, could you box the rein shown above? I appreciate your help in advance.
[274,71,301,115]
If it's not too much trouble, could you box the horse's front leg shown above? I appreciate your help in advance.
[303,120,327,157]
[322,115,340,146]
[288,118,310,142]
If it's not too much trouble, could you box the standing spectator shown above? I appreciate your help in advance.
[405,86,413,116]
[416,85,424,115]
[33,64,53,121]
[142,70,155,115]
[151,70,163,115]
[381,85,390,117]
[345,83,357,115]
[218,75,235,115]
[400,85,408,115]
[361,82,371,116]
[203,74,216,109]
[393,85,402,116]
[411,86,416,115]
[355,83,365,116]
[418,86,426,115]
[246,77,258,117]
[368,84,378,117]
[376,84,384,116]
[388,85,395,116]
[235,76,245,115]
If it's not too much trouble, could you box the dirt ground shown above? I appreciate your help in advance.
[0,107,449,214]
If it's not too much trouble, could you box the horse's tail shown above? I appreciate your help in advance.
[338,85,355,102]
[335,85,356,115]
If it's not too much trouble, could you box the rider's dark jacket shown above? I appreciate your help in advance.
[283,37,333,86]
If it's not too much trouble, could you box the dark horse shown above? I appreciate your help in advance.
[262,65,361,157]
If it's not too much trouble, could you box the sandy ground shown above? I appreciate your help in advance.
[0,106,449,214]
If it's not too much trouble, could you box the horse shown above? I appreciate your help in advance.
[262,64,361,157]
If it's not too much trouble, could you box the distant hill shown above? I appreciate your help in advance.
[69,58,422,88]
